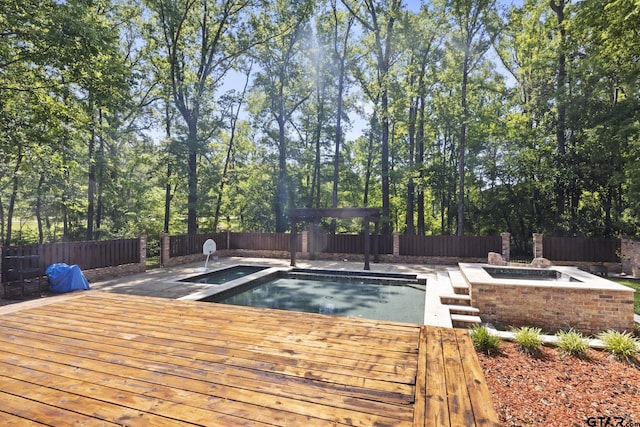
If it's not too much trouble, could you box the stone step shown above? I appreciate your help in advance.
[436,271,455,294]
[451,313,482,328]
[447,269,470,295]
[447,304,480,316]
[440,294,471,306]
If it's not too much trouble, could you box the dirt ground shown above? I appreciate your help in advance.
[478,340,640,426]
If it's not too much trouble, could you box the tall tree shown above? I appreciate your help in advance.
[342,0,402,234]
[212,62,252,230]
[399,4,443,235]
[447,0,497,235]
[146,0,250,234]
[549,0,569,231]
[327,0,354,232]
[249,0,315,232]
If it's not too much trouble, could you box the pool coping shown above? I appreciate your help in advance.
[177,266,287,301]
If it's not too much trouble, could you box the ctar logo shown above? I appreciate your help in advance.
[585,416,639,427]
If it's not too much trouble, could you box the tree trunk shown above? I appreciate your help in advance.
[363,115,376,207]
[163,100,173,234]
[87,107,96,241]
[187,120,198,234]
[36,173,45,244]
[331,12,353,234]
[5,149,23,246]
[214,65,250,231]
[550,0,567,230]
[457,48,470,236]
[405,80,417,235]
[311,46,325,209]
[380,68,391,235]
[275,112,288,233]
[62,168,69,241]
[164,163,172,234]
[0,195,4,244]
[95,109,105,235]
[416,86,426,235]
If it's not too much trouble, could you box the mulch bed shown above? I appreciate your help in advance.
[478,341,640,426]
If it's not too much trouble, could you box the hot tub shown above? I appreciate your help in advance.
[458,263,635,334]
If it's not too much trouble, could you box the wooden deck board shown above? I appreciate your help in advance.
[0,292,498,426]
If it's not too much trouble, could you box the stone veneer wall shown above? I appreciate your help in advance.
[471,283,635,335]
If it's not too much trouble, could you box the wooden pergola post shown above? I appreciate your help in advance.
[363,217,370,270]
[290,219,297,266]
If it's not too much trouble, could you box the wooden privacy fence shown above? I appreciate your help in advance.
[319,234,393,254]
[1,238,141,283]
[168,232,499,258]
[2,233,626,285]
[169,232,228,257]
[229,232,297,252]
[399,235,502,258]
[542,236,620,262]
[168,232,300,257]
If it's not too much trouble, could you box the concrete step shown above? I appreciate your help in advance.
[440,294,471,306]
[447,269,470,295]
[451,313,482,328]
[447,304,480,316]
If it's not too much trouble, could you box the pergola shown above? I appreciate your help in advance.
[288,207,381,270]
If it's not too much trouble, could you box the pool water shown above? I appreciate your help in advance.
[483,266,582,282]
[180,265,268,285]
[207,275,426,324]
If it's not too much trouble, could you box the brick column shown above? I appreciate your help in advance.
[139,235,147,271]
[500,232,510,262]
[160,233,170,267]
[533,233,544,259]
[392,233,400,256]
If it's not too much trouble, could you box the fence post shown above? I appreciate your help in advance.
[393,233,400,256]
[501,232,510,262]
[160,233,170,267]
[139,235,147,271]
[0,245,3,284]
[533,233,544,259]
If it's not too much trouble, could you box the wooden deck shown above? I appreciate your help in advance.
[0,292,499,426]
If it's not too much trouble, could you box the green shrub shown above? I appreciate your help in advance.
[470,325,501,355]
[512,326,543,356]
[556,329,588,358]
[597,330,639,363]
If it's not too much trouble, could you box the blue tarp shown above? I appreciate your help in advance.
[45,263,90,293]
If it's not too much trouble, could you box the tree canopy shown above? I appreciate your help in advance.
[1,0,639,247]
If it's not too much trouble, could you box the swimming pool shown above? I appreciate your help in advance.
[184,267,427,324]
